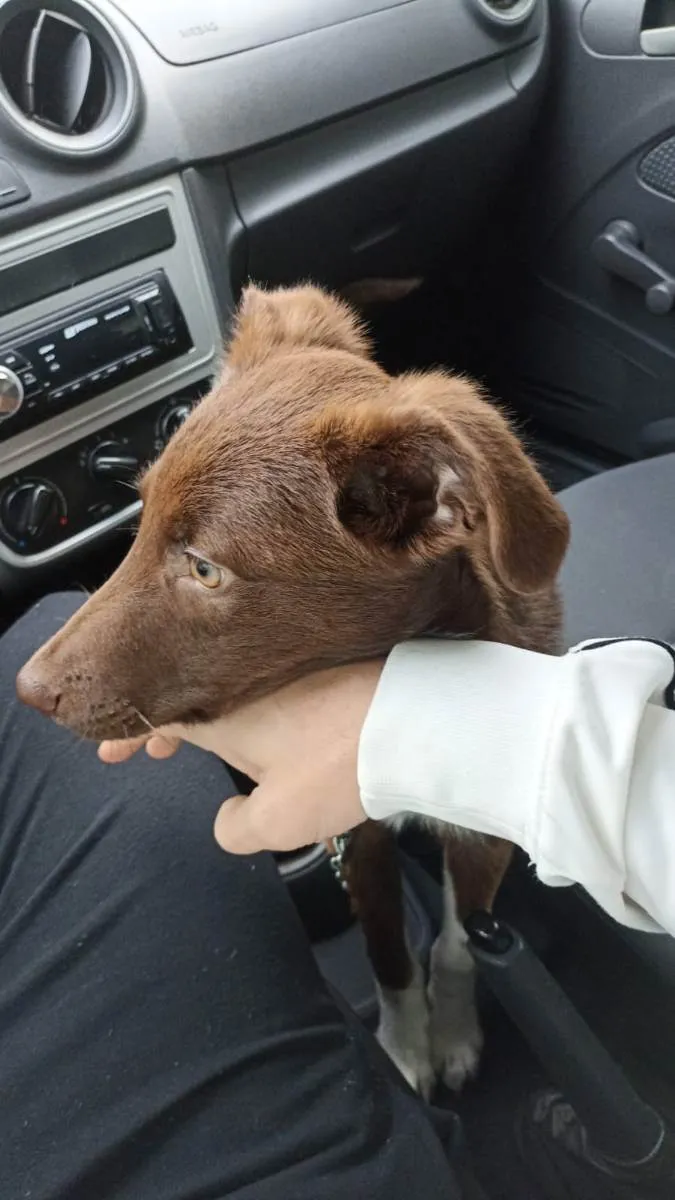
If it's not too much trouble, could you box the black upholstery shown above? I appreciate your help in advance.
[560,453,675,649]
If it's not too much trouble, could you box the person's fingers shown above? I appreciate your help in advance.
[214,786,312,856]
[98,734,181,764]
[214,793,272,855]
[144,735,181,759]
[98,737,147,763]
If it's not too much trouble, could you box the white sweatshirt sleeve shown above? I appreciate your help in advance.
[358,637,675,936]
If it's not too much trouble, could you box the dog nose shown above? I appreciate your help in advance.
[16,665,60,716]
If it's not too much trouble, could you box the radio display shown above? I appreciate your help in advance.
[35,301,148,382]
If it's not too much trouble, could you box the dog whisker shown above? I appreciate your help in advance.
[133,708,158,736]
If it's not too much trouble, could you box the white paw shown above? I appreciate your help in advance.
[377,1016,435,1099]
[428,958,483,1092]
[375,971,434,1099]
[430,1019,483,1092]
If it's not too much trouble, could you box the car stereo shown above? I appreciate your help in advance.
[0,175,223,578]
[0,269,192,442]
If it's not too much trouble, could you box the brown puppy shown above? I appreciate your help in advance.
[17,284,569,1096]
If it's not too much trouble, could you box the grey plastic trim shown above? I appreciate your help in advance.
[109,0,415,66]
[580,0,643,58]
[0,174,223,569]
[0,0,140,159]
[0,0,546,233]
[0,496,142,569]
[640,27,675,57]
[182,166,240,330]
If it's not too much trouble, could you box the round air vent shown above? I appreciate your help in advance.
[0,0,138,158]
[474,0,538,25]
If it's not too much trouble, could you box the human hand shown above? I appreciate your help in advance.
[98,661,384,854]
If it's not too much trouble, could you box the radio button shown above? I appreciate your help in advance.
[145,295,175,335]
[1,351,29,371]
[19,369,41,394]
[87,501,116,522]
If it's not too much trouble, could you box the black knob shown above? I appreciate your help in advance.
[1,480,61,542]
[0,366,24,421]
[159,401,192,444]
[88,442,141,485]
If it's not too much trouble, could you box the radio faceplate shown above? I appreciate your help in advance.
[0,380,211,564]
[0,176,225,584]
[0,271,192,443]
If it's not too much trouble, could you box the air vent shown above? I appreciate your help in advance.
[474,0,538,25]
[0,0,138,157]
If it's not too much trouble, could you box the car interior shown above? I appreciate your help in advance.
[1,1,675,1196]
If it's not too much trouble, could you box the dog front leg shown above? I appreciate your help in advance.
[344,821,433,1099]
[429,836,513,1091]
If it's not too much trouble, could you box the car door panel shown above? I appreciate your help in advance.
[508,0,675,460]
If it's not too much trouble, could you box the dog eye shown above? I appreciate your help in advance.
[189,557,224,590]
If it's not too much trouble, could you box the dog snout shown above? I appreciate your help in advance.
[16,662,61,716]
[17,652,137,738]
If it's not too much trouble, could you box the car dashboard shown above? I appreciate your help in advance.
[0,0,548,600]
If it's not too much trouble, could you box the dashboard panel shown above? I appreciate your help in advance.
[0,0,546,230]
[0,0,548,599]
[109,0,419,64]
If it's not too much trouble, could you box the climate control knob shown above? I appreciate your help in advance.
[158,400,192,444]
[0,367,24,421]
[0,480,61,543]
[88,442,142,485]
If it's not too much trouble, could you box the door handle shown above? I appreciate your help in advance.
[591,219,675,315]
[641,26,675,56]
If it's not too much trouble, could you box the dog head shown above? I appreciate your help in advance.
[16,284,569,740]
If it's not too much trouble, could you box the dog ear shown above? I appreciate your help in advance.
[466,419,570,594]
[225,284,373,375]
[318,403,467,553]
[318,373,570,592]
[390,372,570,592]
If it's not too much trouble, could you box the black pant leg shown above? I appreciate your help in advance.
[0,594,459,1200]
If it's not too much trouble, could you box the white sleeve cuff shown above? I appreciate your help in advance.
[358,638,675,933]
[358,639,562,844]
